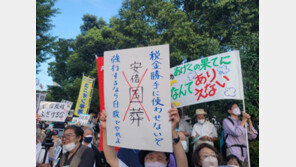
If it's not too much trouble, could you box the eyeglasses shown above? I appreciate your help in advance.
[62,133,76,139]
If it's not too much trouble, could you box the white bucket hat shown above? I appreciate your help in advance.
[195,109,207,115]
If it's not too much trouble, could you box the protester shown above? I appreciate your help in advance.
[88,112,97,129]
[192,143,223,167]
[178,111,192,153]
[222,103,258,167]
[191,109,218,150]
[225,154,242,167]
[100,104,188,167]
[117,148,177,167]
[83,127,108,167]
[57,125,95,167]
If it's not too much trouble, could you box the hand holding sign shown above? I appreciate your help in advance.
[168,103,180,132]
[243,112,250,119]
[100,110,107,129]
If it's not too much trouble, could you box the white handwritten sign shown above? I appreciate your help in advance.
[170,51,244,108]
[61,99,73,109]
[78,114,91,126]
[104,44,172,152]
[38,101,70,122]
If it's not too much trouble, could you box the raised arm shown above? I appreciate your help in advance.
[169,104,188,167]
[100,110,119,167]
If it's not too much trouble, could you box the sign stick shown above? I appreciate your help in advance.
[242,98,251,167]
[239,52,251,167]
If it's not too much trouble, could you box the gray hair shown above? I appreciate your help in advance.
[83,127,94,135]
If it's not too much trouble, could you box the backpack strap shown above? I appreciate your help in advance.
[226,117,234,126]
[224,117,235,147]
[228,144,247,157]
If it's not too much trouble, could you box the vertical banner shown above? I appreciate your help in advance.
[96,56,105,151]
[74,76,94,116]
[104,44,172,152]
[170,50,244,108]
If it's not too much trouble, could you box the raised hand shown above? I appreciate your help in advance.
[168,103,180,131]
[100,110,107,129]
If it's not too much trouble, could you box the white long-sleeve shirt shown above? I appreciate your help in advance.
[191,121,218,150]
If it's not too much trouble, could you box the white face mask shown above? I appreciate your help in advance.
[144,161,167,167]
[232,107,241,116]
[62,148,67,154]
[63,142,76,152]
[198,119,206,124]
[228,165,239,167]
[202,156,218,167]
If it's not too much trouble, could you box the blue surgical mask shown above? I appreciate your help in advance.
[83,135,93,143]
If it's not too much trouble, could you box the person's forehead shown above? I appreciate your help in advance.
[200,147,215,154]
[147,152,166,157]
[64,129,75,134]
[84,129,93,135]
[229,158,238,163]
[232,104,238,108]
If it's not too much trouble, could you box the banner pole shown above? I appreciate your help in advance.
[242,98,251,167]
[238,50,251,167]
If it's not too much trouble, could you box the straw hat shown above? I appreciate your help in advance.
[195,109,207,115]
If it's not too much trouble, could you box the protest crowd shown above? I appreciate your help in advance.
[36,102,257,167]
[35,0,260,166]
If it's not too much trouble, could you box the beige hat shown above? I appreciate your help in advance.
[195,109,207,115]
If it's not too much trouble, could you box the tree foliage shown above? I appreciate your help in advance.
[46,0,258,120]
[36,0,59,73]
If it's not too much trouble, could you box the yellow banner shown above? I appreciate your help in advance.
[74,76,94,116]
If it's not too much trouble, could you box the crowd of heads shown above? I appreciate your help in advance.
[36,101,256,167]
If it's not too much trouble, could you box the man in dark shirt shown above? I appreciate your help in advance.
[58,125,94,167]
[82,127,108,167]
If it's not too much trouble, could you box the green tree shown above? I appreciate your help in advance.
[36,0,59,73]
[80,14,107,35]
[48,38,74,84]
[47,0,259,127]
[173,0,259,117]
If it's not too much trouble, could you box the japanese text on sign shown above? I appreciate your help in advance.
[104,44,172,152]
[74,76,94,116]
[38,101,71,122]
[170,51,244,108]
